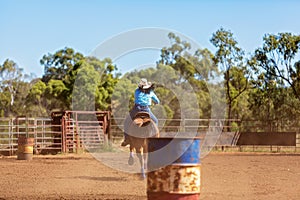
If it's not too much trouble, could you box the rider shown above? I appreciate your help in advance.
[121,78,160,147]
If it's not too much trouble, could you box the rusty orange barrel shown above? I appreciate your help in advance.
[17,136,34,160]
[147,137,201,200]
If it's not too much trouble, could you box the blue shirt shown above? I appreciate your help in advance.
[134,88,160,106]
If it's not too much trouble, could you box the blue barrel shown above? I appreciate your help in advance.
[147,137,201,200]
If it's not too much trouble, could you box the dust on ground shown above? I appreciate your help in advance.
[0,152,299,200]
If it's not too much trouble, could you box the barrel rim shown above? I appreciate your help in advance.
[168,163,201,166]
[148,136,202,139]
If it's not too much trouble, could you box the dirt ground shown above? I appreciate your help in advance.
[0,152,299,200]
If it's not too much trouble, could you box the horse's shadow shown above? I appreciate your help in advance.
[58,176,127,182]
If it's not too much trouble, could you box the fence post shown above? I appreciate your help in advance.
[296,132,300,148]
[9,119,13,156]
[62,116,66,153]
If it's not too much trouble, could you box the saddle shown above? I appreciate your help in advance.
[133,112,151,127]
[128,111,159,139]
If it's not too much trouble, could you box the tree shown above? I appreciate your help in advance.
[39,48,119,114]
[250,32,300,100]
[0,59,28,116]
[41,47,84,83]
[153,32,221,131]
[0,59,23,106]
[159,32,218,82]
[25,79,48,116]
[248,33,300,129]
[85,57,119,110]
[210,28,249,126]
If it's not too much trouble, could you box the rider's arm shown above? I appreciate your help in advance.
[150,91,160,104]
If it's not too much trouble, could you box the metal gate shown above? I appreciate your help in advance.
[61,111,111,153]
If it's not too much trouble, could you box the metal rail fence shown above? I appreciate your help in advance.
[0,117,61,156]
[0,111,111,155]
[1,115,299,155]
[110,118,300,150]
[110,117,300,136]
[110,118,235,137]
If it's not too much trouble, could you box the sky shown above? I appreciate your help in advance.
[1,0,300,77]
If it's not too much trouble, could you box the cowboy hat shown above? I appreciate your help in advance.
[138,78,152,89]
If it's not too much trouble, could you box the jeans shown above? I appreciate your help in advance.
[124,104,158,138]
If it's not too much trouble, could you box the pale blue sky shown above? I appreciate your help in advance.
[1,0,300,77]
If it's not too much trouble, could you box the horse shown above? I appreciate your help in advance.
[126,111,159,179]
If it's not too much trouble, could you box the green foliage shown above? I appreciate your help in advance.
[210,28,249,127]
[0,30,300,131]
[41,47,84,83]
[251,32,300,99]
[157,33,220,122]
[0,59,30,117]
[38,48,119,114]
[73,60,101,110]
[248,32,300,125]
[230,121,239,132]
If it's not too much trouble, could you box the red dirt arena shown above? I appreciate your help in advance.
[0,152,299,200]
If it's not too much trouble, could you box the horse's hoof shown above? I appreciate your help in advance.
[140,169,146,180]
[141,173,146,180]
[140,173,146,180]
[128,156,134,165]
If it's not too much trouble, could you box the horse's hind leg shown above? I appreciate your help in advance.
[142,152,147,178]
[128,146,134,166]
[136,148,146,179]
[143,145,148,172]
